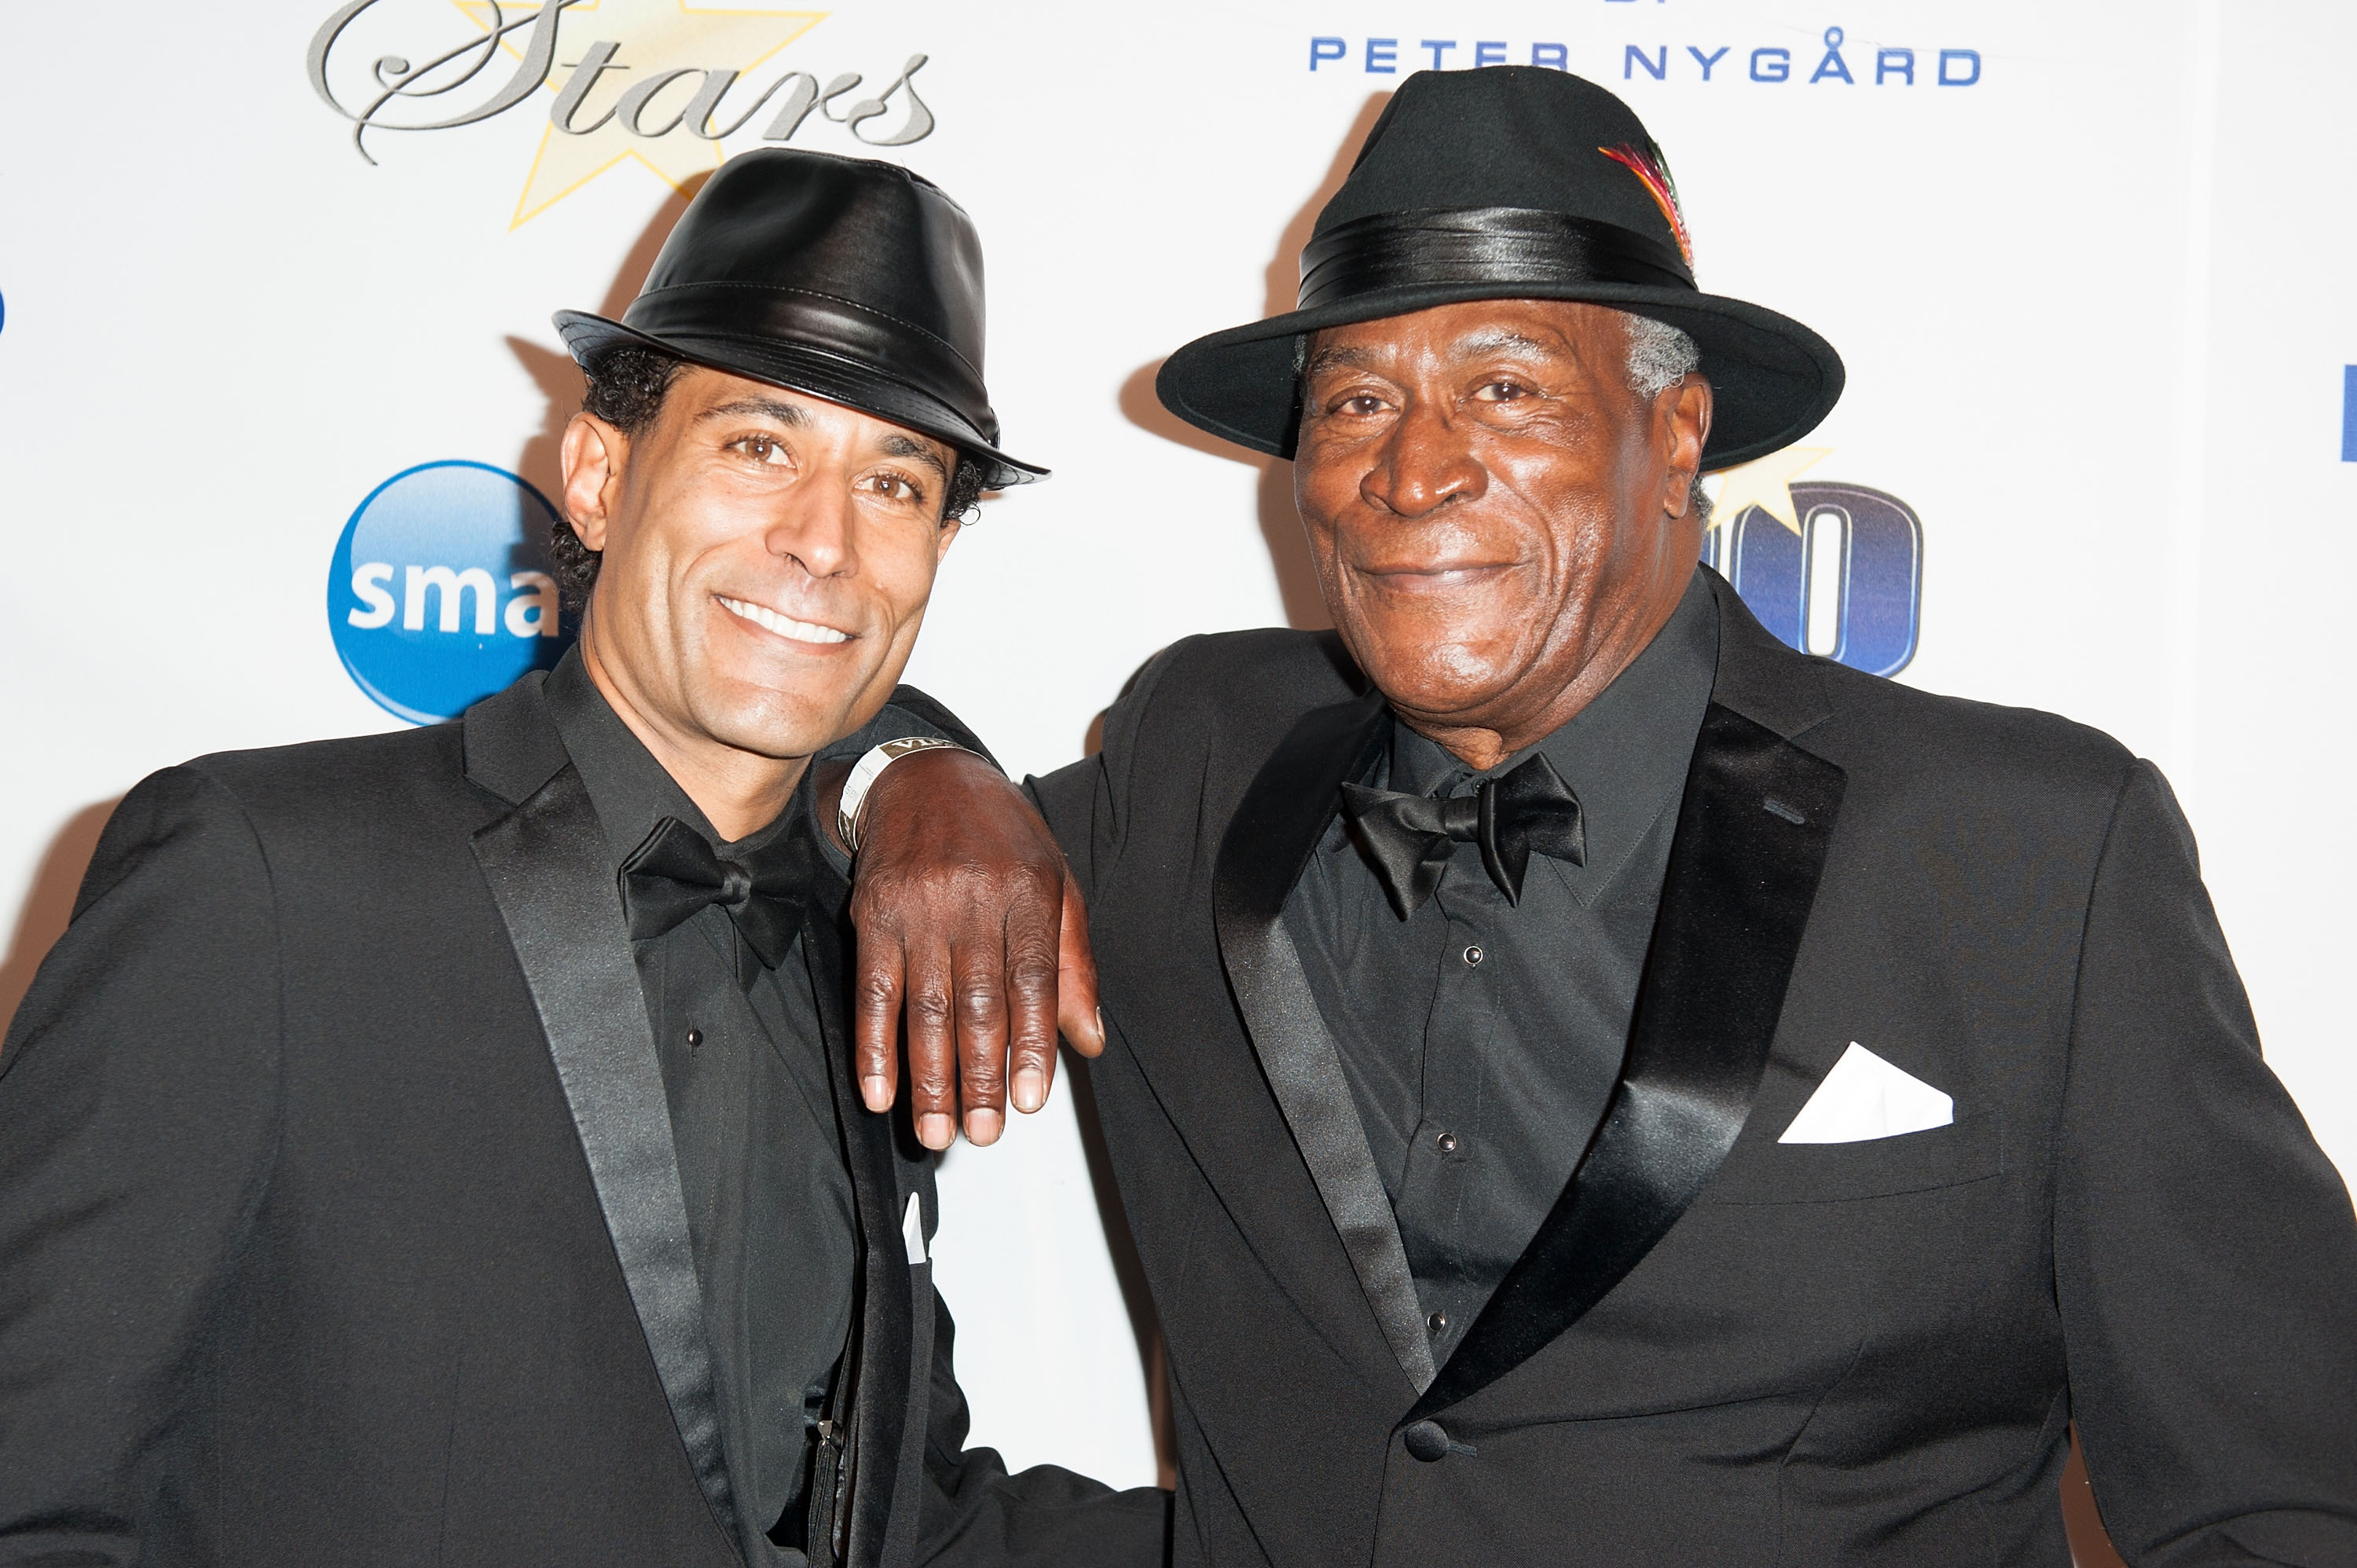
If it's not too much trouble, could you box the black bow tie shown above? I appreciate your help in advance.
[618,815,805,988]
[1338,753,1586,918]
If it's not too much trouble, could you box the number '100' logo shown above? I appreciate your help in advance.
[1703,482,1924,677]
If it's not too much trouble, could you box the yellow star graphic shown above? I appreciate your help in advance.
[456,0,825,228]
[1706,445,1832,537]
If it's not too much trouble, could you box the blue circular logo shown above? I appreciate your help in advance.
[327,460,574,726]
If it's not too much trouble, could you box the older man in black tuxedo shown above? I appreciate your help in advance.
[0,150,1162,1567]
[847,69,2357,1565]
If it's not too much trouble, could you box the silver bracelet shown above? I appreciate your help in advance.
[836,737,978,854]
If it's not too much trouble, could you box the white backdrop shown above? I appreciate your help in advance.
[2,0,2352,1500]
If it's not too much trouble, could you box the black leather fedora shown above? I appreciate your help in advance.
[557,148,1044,487]
[1157,68,1842,470]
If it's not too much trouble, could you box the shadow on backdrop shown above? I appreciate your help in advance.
[508,176,707,511]
[1115,91,1395,634]
[0,799,123,1042]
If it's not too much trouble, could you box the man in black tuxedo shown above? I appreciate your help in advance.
[0,150,1162,1566]
[848,71,2357,1563]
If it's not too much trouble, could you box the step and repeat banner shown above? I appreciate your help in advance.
[1,0,2350,1493]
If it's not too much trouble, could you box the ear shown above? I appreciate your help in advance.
[560,412,625,551]
[934,515,962,565]
[1657,375,1714,521]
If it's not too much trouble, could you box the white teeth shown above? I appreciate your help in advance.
[719,596,849,645]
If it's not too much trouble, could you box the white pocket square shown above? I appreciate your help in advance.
[1779,1042,1954,1145]
[902,1192,929,1265]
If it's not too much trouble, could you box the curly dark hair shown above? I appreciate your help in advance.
[550,343,988,609]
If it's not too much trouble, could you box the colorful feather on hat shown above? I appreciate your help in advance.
[1599,141,1694,271]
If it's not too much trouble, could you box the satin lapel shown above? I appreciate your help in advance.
[469,763,739,1537]
[789,822,918,1568]
[1410,701,1846,1420]
[1211,691,1438,1393]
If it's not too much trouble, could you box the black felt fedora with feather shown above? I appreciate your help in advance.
[1157,68,1842,469]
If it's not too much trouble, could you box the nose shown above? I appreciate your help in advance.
[766,479,853,579]
[1362,395,1486,518]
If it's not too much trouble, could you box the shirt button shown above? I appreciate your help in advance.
[1462,944,1484,966]
[684,1028,703,1049]
[1436,1130,1458,1154]
[1426,1310,1448,1335]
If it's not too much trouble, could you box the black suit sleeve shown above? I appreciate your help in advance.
[2055,760,2357,1564]
[913,1290,1168,1567]
[0,767,284,1564]
[1025,644,1189,904]
[1022,760,1103,903]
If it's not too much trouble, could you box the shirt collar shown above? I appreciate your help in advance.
[1382,566,1719,894]
[542,645,804,877]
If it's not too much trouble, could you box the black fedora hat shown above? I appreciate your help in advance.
[1157,68,1842,470]
[557,148,1044,488]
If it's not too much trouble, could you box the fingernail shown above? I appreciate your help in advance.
[1012,1068,1045,1114]
[1094,1006,1105,1038]
[966,1108,1003,1145]
[918,1113,954,1149]
[862,1075,891,1112]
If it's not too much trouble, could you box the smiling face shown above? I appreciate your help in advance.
[1294,299,1713,767]
[562,365,961,792]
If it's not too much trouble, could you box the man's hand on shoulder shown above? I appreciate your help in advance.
[821,749,1102,1151]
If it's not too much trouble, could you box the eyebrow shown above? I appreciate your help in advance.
[1303,342,1382,379]
[697,396,810,427]
[1303,328,1567,381]
[698,397,950,484]
[874,430,951,485]
[1446,328,1560,361]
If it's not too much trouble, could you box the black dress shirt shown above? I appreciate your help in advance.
[1283,570,1719,1362]
[544,651,856,1566]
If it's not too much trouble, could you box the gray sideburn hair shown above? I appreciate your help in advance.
[1622,312,1712,528]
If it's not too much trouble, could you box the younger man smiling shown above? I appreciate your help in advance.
[0,152,1160,1567]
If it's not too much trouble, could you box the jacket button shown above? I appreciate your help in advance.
[1402,1420,1450,1462]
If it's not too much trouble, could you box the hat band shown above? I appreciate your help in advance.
[1298,207,1696,311]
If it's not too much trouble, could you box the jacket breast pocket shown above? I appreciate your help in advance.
[1700,1112,2007,1206]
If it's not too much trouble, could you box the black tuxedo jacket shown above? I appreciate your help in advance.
[1032,573,2357,1566]
[0,673,1164,1568]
